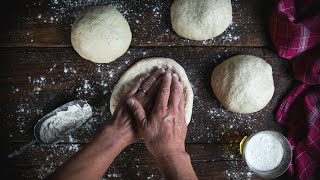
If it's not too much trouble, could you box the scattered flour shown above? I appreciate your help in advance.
[12,54,267,179]
[221,25,240,42]
[14,1,261,178]
[225,163,253,179]
[244,132,284,171]
[31,76,46,94]
[107,173,121,178]
[36,162,55,179]
[34,143,81,179]
[63,66,77,74]
[39,103,92,144]
[24,0,242,46]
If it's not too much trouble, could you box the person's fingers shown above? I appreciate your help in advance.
[126,97,147,128]
[140,75,164,112]
[178,89,186,126]
[166,69,172,74]
[154,71,172,112]
[135,67,166,99]
[115,73,148,114]
[168,73,182,110]
[144,75,164,101]
[126,74,150,97]
[142,67,166,91]
[178,87,185,112]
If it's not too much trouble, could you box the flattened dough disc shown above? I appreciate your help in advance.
[110,57,194,125]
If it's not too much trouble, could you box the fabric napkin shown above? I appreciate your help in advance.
[276,47,320,179]
[270,0,320,178]
[270,0,320,59]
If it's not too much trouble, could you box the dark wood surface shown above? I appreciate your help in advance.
[0,0,271,48]
[0,0,292,179]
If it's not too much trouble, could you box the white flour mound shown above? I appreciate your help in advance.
[39,104,92,144]
[245,132,284,171]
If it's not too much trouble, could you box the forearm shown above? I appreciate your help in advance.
[49,126,127,180]
[156,152,198,180]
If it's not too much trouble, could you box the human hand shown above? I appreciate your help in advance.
[126,71,187,159]
[108,67,166,146]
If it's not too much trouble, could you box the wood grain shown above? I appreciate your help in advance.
[0,0,291,179]
[9,143,241,166]
[0,47,293,144]
[7,143,262,179]
[16,161,262,180]
[0,0,272,47]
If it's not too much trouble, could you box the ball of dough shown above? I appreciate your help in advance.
[171,0,232,40]
[211,55,274,114]
[110,57,194,125]
[71,6,132,63]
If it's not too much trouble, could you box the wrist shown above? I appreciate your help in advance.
[156,151,192,172]
[154,150,189,162]
[77,125,127,166]
[156,151,197,179]
[95,125,129,150]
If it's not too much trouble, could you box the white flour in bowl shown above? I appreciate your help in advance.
[244,132,284,171]
[39,104,92,144]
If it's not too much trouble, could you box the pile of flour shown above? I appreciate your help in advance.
[39,103,92,144]
[244,132,284,171]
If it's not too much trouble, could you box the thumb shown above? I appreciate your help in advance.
[126,97,147,128]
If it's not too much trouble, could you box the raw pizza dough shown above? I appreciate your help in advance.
[211,55,274,114]
[110,57,194,125]
[171,0,232,40]
[71,6,132,63]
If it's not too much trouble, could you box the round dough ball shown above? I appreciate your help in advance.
[71,6,132,63]
[110,57,194,125]
[211,55,274,114]
[171,0,232,40]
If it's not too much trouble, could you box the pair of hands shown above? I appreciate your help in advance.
[109,67,187,159]
[49,67,195,180]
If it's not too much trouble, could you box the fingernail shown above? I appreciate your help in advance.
[126,98,135,106]
[166,72,172,79]
[159,67,165,73]
[172,73,179,79]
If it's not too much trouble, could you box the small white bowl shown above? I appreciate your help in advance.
[240,131,292,179]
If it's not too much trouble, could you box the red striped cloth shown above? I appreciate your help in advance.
[270,0,320,59]
[276,47,320,179]
[271,0,320,178]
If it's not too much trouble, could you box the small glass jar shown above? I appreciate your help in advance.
[240,131,292,179]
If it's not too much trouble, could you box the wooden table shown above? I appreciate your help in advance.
[0,0,293,179]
